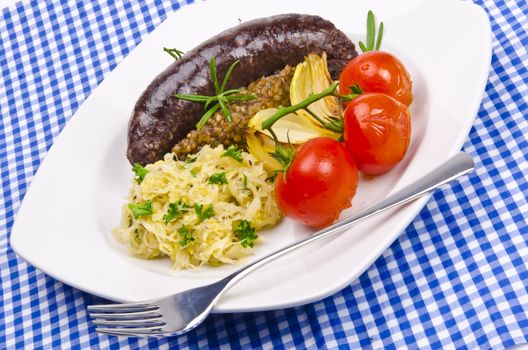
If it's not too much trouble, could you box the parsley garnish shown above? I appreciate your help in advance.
[209,172,228,185]
[234,220,257,248]
[222,145,243,163]
[163,200,190,224]
[194,203,215,222]
[128,200,153,219]
[190,168,198,177]
[178,225,194,247]
[132,163,148,183]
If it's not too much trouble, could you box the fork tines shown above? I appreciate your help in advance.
[88,303,166,336]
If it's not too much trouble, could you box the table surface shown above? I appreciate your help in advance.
[1,0,527,349]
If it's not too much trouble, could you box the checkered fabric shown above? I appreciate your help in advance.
[1,0,527,348]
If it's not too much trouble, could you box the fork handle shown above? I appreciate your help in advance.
[223,152,474,291]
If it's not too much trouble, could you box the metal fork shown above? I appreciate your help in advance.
[88,152,474,337]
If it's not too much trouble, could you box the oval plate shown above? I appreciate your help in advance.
[10,0,491,312]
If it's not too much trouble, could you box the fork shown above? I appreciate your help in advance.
[88,152,474,337]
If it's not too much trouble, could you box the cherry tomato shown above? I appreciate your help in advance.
[343,93,411,175]
[339,51,413,106]
[274,138,359,228]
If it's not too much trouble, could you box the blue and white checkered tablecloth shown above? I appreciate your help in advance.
[1,0,527,348]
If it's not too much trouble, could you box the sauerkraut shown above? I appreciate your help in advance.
[113,145,281,270]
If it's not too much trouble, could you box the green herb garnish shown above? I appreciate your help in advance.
[163,47,184,60]
[222,145,243,163]
[163,200,190,224]
[175,57,255,130]
[178,225,194,246]
[128,200,153,219]
[234,220,257,248]
[209,172,228,185]
[194,203,215,222]
[242,173,248,190]
[359,10,384,52]
[190,168,198,178]
[132,163,148,183]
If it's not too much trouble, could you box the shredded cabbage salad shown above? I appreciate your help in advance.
[113,145,281,270]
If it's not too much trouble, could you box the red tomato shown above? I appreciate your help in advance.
[274,138,359,228]
[339,51,413,106]
[343,93,411,175]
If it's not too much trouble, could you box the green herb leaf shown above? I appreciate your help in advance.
[217,97,231,123]
[163,47,184,60]
[128,200,153,219]
[174,94,211,102]
[358,41,368,53]
[222,145,243,163]
[224,94,255,102]
[242,173,248,190]
[234,220,257,248]
[190,168,198,178]
[163,200,190,224]
[366,10,375,51]
[220,60,240,92]
[196,103,221,130]
[209,56,220,94]
[204,95,219,110]
[222,88,243,96]
[209,172,228,185]
[132,163,148,183]
[359,10,384,52]
[178,225,195,247]
[194,203,215,222]
[375,21,384,50]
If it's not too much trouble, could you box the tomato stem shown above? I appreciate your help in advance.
[261,81,339,130]
[303,108,343,134]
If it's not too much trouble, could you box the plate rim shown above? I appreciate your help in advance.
[10,0,492,312]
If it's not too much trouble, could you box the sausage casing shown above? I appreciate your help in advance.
[127,14,357,165]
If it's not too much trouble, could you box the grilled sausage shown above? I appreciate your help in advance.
[128,14,357,165]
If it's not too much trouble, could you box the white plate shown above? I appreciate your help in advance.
[10,0,491,312]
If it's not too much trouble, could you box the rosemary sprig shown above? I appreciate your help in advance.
[359,10,384,52]
[175,57,255,130]
[163,47,184,60]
